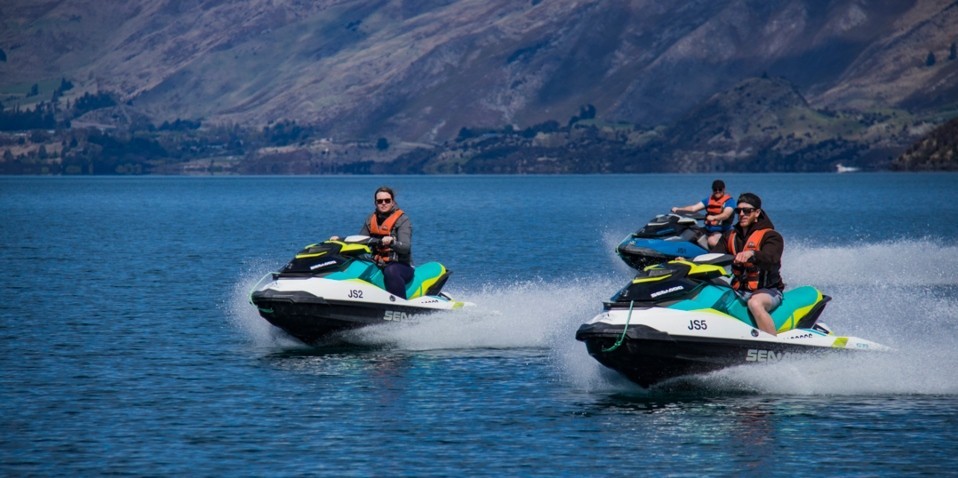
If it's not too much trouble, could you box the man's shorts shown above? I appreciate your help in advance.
[740,288,783,308]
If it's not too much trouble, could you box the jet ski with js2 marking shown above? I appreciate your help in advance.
[575,253,890,388]
[250,235,472,344]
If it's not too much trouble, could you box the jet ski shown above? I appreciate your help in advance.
[616,212,710,270]
[250,235,471,344]
[575,254,890,388]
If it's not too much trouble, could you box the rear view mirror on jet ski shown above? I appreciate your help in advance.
[250,236,473,344]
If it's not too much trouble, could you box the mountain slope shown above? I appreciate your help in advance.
[892,115,958,170]
[1,0,956,144]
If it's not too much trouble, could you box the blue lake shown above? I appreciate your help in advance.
[2,173,958,476]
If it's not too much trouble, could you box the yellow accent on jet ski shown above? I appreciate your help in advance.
[832,337,849,348]
[632,274,673,284]
[295,251,328,259]
[408,263,448,299]
[340,243,372,254]
[686,262,729,278]
[776,288,824,332]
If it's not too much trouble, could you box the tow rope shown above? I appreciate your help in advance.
[602,300,635,352]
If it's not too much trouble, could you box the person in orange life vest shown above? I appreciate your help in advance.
[671,179,735,248]
[358,186,414,299]
[709,192,785,336]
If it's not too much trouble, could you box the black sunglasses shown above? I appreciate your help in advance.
[735,207,757,215]
[376,198,393,204]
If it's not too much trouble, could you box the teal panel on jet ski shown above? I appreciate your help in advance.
[669,284,823,332]
[325,260,449,299]
[771,285,822,331]
[406,262,446,299]
[327,260,386,288]
[669,286,743,321]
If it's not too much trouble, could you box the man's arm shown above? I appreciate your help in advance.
[752,231,783,265]
[390,216,412,255]
[709,206,734,224]
[709,232,730,254]
[672,201,706,214]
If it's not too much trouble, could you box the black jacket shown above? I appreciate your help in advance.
[710,212,784,291]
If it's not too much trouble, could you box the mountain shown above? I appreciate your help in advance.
[3,0,957,139]
[1,0,957,174]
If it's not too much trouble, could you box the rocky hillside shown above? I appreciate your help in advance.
[2,0,956,146]
[892,116,958,170]
[661,75,929,171]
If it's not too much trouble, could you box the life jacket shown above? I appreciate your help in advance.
[367,209,404,263]
[706,193,732,228]
[727,228,780,291]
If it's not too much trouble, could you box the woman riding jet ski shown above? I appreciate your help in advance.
[615,212,710,270]
[575,254,890,388]
[250,235,471,344]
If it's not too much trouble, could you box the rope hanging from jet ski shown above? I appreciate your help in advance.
[602,300,635,352]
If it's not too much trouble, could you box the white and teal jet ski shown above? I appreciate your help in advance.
[576,254,890,388]
[250,236,472,344]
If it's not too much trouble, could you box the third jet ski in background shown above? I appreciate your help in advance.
[616,212,709,270]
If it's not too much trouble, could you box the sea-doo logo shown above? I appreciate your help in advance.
[384,310,418,322]
[310,260,337,270]
[650,285,684,298]
[746,349,794,362]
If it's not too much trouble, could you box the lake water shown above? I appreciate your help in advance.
[2,173,958,476]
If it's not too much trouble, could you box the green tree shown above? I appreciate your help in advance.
[376,137,389,150]
[926,51,937,66]
[0,49,6,62]
[28,83,39,97]
[950,42,957,61]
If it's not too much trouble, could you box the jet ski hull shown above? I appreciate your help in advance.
[576,321,870,388]
[251,272,468,344]
[252,289,448,344]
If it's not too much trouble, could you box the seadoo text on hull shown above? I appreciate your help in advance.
[250,235,472,344]
[575,254,890,388]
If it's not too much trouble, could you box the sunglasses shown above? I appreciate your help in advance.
[376,198,393,204]
[735,207,757,215]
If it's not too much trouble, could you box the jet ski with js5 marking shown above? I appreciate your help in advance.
[616,212,710,270]
[250,236,472,344]
[575,254,890,388]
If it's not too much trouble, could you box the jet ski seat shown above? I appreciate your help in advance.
[675,285,830,333]
[406,262,450,299]
[328,260,450,300]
